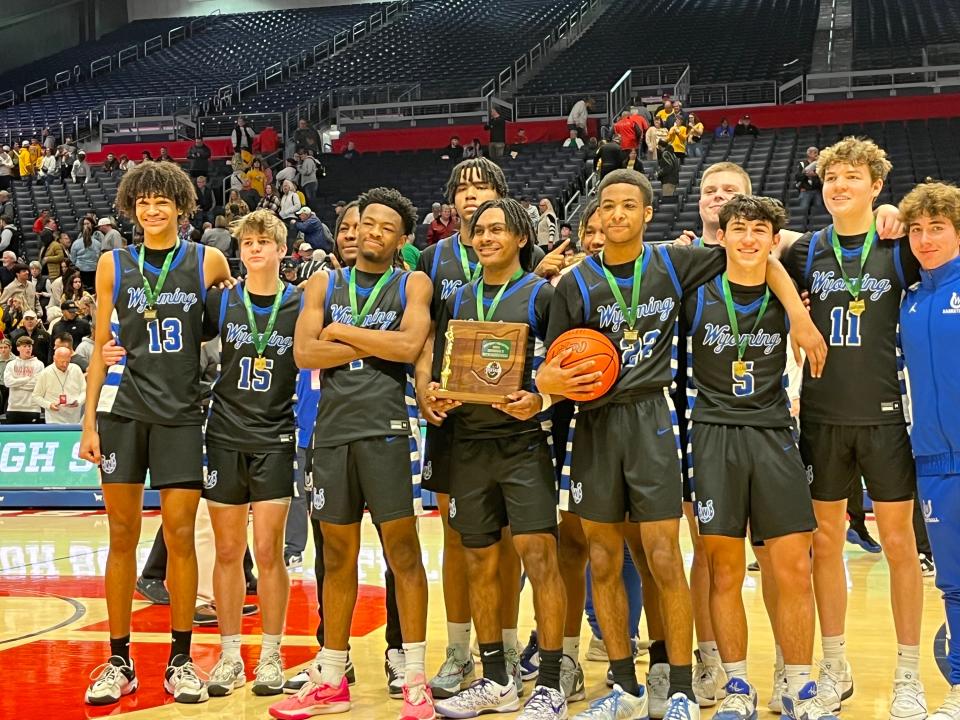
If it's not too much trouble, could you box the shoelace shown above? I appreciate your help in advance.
[817,660,843,698]
[664,695,694,720]
[89,663,124,689]
[524,687,560,711]
[717,692,755,715]
[438,648,467,677]
[386,652,405,677]
[170,661,205,688]
[798,693,837,719]
[294,666,324,700]
[448,679,498,707]
[210,658,242,682]
[586,689,624,714]
[254,655,283,682]
[405,683,430,706]
[520,633,538,663]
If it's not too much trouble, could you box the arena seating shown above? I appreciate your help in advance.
[519,0,820,97]
[852,0,960,70]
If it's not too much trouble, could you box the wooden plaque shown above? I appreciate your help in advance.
[434,320,529,404]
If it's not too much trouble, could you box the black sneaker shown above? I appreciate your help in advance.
[85,656,138,705]
[194,603,218,626]
[285,553,303,569]
[283,657,357,693]
[135,576,170,605]
[920,553,936,577]
[246,576,258,595]
[385,648,405,699]
[242,603,259,617]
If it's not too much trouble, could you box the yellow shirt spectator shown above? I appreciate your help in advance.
[18,147,34,176]
[247,168,266,197]
[668,124,688,154]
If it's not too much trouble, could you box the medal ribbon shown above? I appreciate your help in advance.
[599,248,644,335]
[242,280,285,358]
[348,267,394,326]
[456,238,482,282]
[476,268,525,322]
[830,220,876,300]
[721,273,771,362]
[137,240,180,309]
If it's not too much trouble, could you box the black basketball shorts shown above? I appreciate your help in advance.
[97,412,203,489]
[690,422,817,542]
[203,445,295,505]
[448,431,558,547]
[799,421,917,503]
[421,421,453,495]
[562,392,683,523]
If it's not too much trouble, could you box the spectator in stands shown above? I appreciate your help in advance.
[69,327,93,371]
[714,117,733,140]
[625,148,643,172]
[38,218,57,257]
[41,129,56,153]
[177,215,196,243]
[520,196,539,225]
[224,190,250,224]
[463,138,483,159]
[795,145,822,216]
[0,338,11,414]
[485,108,507,162]
[440,136,464,162]
[60,271,85,306]
[734,114,759,137]
[0,218,15,256]
[281,257,299,284]
[97,217,125,253]
[186,138,211,178]
[141,150,153,162]
[686,113,705,158]
[275,157,298,187]
[423,202,442,225]
[657,139,680,196]
[118,154,134,173]
[239,178,261,211]
[427,204,457,245]
[294,119,321,155]
[563,129,585,151]
[0,251,17,287]
[1,294,25,334]
[297,243,326,281]
[279,179,302,220]
[537,198,558,250]
[259,123,280,155]
[0,147,14,191]
[229,161,248,192]
[38,147,60,186]
[297,150,320,206]
[193,175,216,226]
[645,118,664,161]
[673,99,687,125]
[596,136,626,178]
[49,299,90,348]
[342,140,361,160]
[10,308,50,364]
[102,152,120,175]
[28,138,42,170]
[2,336,43,424]
[41,236,68,280]
[29,262,50,311]
[567,97,594,137]
[32,210,50,235]
[158,147,175,163]
[667,121,688,163]
[512,127,528,157]
[57,147,73,182]
[32,346,85,424]
[292,207,331,253]
[18,141,35,186]
[70,151,90,185]
[232,116,256,155]
[258,183,282,216]
[656,99,678,129]
[247,158,266,197]
[0,192,12,224]
[0,264,41,315]
[70,219,100,289]
[201,215,234,257]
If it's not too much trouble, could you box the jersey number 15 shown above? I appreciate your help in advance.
[238,356,273,392]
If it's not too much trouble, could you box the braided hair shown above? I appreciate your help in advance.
[467,197,536,271]
[444,158,508,203]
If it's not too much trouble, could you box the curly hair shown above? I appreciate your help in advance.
[358,187,418,236]
[467,198,536,271]
[114,160,198,222]
[817,136,892,183]
[718,194,789,234]
[444,158,508,204]
[899,181,960,231]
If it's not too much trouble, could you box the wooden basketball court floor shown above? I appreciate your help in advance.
[0,509,951,719]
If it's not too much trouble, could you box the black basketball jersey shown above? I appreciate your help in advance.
[417,233,479,319]
[784,227,919,425]
[314,267,419,447]
[685,276,792,428]
[435,272,553,438]
[204,282,302,452]
[98,242,206,425]
[545,243,726,411]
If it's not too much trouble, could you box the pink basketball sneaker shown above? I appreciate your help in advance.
[399,675,436,720]
[268,669,351,719]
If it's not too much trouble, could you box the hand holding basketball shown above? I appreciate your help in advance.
[539,329,620,401]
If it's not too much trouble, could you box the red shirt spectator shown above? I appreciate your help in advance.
[613,111,649,151]
[32,211,50,234]
[258,126,280,155]
[427,206,457,245]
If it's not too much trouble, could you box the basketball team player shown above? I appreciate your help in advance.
[273,187,434,720]
[684,194,825,719]
[781,138,927,719]
[423,197,568,719]
[80,161,232,705]
[898,181,960,720]
[536,168,826,719]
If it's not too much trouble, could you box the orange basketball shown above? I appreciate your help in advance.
[545,328,620,402]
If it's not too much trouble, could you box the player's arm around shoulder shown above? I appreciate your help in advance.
[79,251,118,463]
[202,245,232,288]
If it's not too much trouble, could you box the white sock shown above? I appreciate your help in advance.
[260,633,282,662]
[897,644,921,674]
[822,634,846,662]
[221,634,242,662]
[563,636,581,664]
[502,628,519,652]
[722,659,748,684]
[698,641,720,664]
[784,664,812,697]
[775,644,784,670]
[448,622,471,661]
[403,641,426,686]
[318,647,348,686]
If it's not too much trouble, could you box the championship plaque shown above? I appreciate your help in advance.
[435,320,529,404]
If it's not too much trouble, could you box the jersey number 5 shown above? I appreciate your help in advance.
[732,360,755,397]
[238,356,273,392]
[147,318,183,353]
[829,306,863,347]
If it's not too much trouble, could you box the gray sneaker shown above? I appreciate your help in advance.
[560,654,586,702]
[164,656,209,704]
[647,663,670,719]
[506,645,524,698]
[428,647,476,699]
[207,655,244,697]
[252,652,285,696]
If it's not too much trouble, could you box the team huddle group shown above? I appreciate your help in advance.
[77,135,960,720]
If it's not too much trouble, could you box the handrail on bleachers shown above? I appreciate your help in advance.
[117,45,139,68]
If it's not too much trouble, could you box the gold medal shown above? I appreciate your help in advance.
[848,299,866,316]
[733,360,747,376]
[623,329,639,342]
[143,306,157,320]
[254,356,267,371]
